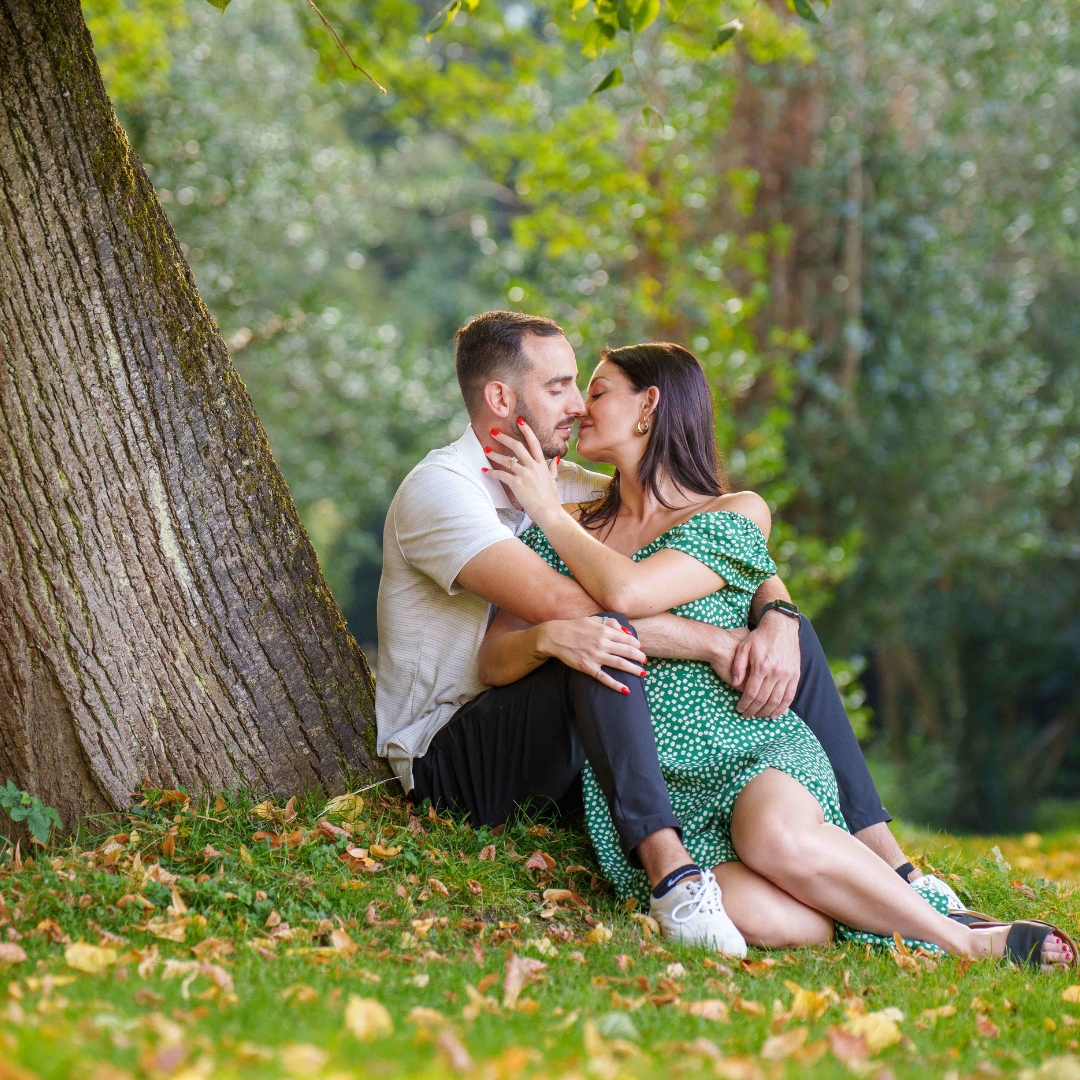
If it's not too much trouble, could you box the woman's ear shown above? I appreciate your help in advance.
[642,385,660,421]
[482,380,515,418]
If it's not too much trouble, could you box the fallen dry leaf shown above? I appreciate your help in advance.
[281,984,320,1004]
[0,943,27,964]
[436,1027,473,1072]
[478,844,497,862]
[920,1003,957,1024]
[369,844,401,859]
[411,919,435,939]
[524,851,556,871]
[1064,987,1080,1003]
[631,912,660,941]
[35,919,70,945]
[322,793,365,822]
[467,879,483,896]
[976,1013,1001,1038]
[503,953,547,1009]
[214,796,227,813]
[827,1026,869,1067]
[462,984,501,1021]
[343,996,393,1040]
[760,1026,808,1060]
[407,1006,448,1028]
[65,941,118,974]
[191,937,233,961]
[734,998,767,1017]
[146,917,190,942]
[543,888,573,903]
[428,878,450,897]
[201,845,223,863]
[740,957,778,976]
[682,999,729,1022]
[116,893,154,910]
[161,834,176,858]
[280,1044,326,1076]
[840,1008,904,1054]
[330,928,358,955]
[784,980,830,1021]
[585,922,613,945]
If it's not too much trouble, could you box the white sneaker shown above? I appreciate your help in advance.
[913,873,964,913]
[649,868,747,957]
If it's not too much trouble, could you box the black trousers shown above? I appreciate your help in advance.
[410,614,889,857]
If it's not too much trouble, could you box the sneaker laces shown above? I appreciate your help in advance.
[669,868,722,926]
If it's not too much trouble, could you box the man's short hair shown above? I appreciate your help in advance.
[454,310,564,413]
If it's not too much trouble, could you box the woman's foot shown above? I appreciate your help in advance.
[968,923,1074,968]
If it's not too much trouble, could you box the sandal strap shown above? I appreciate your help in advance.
[1005,921,1055,969]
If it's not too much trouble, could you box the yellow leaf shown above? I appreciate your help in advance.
[840,1008,904,1054]
[344,996,393,1040]
[65,941,118,974]
[214,796,227,813]
[168,887,188,917]
[1064,986,1080,1003]
[239,845,254,866]
[543,888,573,902]
[323,793,366,822]
[369,844,401,858]
[630,912,659,940]
[585,922,613,945]
[411,919,435,939]
[330,928,358,954]
[784,980,829,1021]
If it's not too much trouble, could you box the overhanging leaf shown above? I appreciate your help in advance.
[666,0,691,19]
[791,0,820,24]
[713,19,742,50]
[205,0,231,10]
[591,67,624,95]
[633,0,661,34]
[581,18,615,59]
[426,0,462,40]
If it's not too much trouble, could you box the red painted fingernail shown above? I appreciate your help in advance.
[556,455,561,464]
[517,417,524,425]
[484,447,492,453]
[620,686,630,694]
[482,467,489,473]
[639,669,647,677]
[621,627,632,634]
[490,428,499,436]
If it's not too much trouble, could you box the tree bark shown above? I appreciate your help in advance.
[0,0,385,831]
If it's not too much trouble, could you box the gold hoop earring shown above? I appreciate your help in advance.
[636,417,650,435]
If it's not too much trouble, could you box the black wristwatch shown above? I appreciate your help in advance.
[756,599,801,627]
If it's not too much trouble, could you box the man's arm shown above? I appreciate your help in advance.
[731,575,802,718]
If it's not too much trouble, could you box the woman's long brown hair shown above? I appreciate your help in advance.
[578,342,729,535]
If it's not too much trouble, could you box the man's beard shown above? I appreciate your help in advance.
[515,401,570,459]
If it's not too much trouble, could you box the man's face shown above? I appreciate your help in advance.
[513,333,586,458]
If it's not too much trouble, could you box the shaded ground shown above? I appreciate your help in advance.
[2,788,1080,1079]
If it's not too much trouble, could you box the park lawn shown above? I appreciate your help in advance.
[2,790,1080,1080]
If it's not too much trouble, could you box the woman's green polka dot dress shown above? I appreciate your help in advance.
[522,509,947,953]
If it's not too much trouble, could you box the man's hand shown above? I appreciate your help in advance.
[705,626,750,685]
[730,613,801,718]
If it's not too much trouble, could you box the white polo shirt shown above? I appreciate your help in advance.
[375,425,610,792]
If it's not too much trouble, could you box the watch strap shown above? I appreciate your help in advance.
[757,599,801,625]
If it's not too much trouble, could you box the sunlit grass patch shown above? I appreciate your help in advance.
[2,789,1080,1078]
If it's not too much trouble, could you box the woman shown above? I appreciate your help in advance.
[478,341,1073,967]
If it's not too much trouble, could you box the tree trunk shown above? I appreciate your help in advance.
[0,0,385,832]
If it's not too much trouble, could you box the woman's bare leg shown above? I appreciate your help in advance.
[730,771,1071,963]
[714,861,833,949]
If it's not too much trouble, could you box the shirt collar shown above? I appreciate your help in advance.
[456,424,516,510]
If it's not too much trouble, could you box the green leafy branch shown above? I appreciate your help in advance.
[0,780,62,845]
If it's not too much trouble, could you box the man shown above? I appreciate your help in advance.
[377,310,955,953]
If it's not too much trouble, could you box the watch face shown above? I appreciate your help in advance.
[776,600,800,615]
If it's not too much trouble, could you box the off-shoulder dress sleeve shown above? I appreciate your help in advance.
[659,511,776,595]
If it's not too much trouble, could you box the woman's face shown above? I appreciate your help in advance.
[575,360,651,463]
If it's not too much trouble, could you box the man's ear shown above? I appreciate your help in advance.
[482,380,516,419]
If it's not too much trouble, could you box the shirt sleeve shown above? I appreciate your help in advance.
[392,465,516,594]
[662,512,777,595]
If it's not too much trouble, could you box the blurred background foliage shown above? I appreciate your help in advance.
[85,0,1080,833]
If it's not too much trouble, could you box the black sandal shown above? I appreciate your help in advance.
[948,912,1078,970]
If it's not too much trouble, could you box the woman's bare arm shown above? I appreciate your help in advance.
[478,608,648,692]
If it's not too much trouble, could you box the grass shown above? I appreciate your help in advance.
[3,788,1080,1080]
